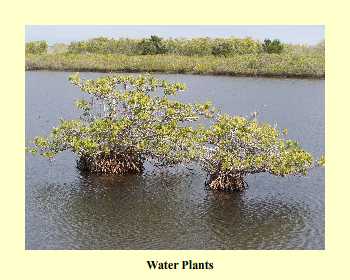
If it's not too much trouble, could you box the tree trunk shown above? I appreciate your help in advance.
[77,151,144,175]
[206,172,247,192]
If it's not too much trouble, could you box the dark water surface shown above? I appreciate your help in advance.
[25,71,325,249]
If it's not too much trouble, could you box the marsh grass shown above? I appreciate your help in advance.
[26,52,324,78]
[25,37,324,78]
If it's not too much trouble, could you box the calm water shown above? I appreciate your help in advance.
[25,71,325,249]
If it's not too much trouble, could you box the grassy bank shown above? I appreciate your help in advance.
[25,53,324,79]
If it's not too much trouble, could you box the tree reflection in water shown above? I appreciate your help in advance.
[26,167,316,250]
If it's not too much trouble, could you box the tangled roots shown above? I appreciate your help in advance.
[206,172,247,192]
[77,151,144,175]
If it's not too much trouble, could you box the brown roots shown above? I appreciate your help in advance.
[77,151,144,175]
[206,172,247,192]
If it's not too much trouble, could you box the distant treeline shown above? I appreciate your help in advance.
[25,36,324,78]
[26,36,301,56]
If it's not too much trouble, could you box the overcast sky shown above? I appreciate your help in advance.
[25,25,324,45]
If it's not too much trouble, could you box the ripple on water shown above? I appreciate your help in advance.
[25,167,324,249]
[26,72,324,249]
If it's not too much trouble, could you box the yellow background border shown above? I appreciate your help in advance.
[1,0,348,279]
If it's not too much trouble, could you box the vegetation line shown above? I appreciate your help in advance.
[25,37,325,79]
[26,53,324,79]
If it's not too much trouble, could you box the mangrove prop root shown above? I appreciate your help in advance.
[206,172,248,192]
[77,152,144,175]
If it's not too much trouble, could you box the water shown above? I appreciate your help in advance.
[25,71,325,249]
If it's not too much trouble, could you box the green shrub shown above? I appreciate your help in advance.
[64,36,325,57]
[27,74,214,173]
[68,37,140,55]
[138,35,168,55]
[67,41,88,54]
[263,39,284,54]
[64,36,265,56]
[202,114,322,191]
[174,38,213,56]
[212,40,233,56]
[27,74,324,191]
[25,41,48,54]
[138,38,158,55]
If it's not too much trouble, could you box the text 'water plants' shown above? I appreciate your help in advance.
[27,74,324,191]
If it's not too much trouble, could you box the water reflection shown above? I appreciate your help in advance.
[203,191,310,249]
[26,169,316,249]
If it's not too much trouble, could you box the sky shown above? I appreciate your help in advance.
[25,25,324,46]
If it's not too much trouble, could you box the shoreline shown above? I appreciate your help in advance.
[25,53,325,80]
[25,68,325,80]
